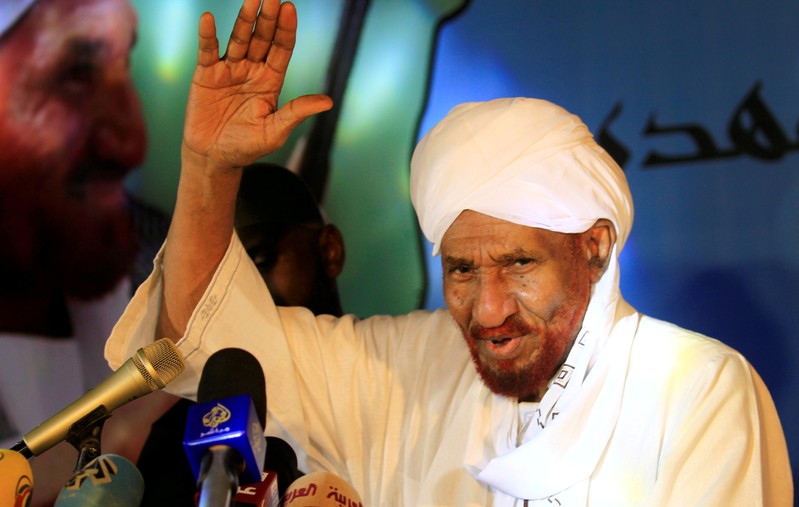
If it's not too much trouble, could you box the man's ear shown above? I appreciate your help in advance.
[583,219,617,282]
[319,224,346,278]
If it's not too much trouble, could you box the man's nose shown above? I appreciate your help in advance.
[91,77,147,167]
[472,272,518,329]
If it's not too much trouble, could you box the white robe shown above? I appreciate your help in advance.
[105,234,792,506]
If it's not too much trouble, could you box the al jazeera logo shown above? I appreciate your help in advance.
[198,399,262,445]
[203,402,232,430]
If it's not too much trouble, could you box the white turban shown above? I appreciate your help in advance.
[410,97,634,255]
[0,0,38,38]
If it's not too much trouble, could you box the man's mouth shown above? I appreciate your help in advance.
[481,335,523,360]
[468,315,533,361]
[67,161,133,208]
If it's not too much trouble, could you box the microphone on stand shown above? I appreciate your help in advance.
[0,448,33,506]
[53,454,144,507]
[12,338,185,460]
[183,348,267,507]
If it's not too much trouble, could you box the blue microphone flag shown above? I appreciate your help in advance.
[183,393,266,486]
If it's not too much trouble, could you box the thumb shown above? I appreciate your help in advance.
[270,94,334,141]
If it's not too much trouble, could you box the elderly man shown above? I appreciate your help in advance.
[0,0,145,419]
[0,0,146,503]
[0,0,145,336]
[105,0,792,505]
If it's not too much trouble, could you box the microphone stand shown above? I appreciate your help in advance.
[65,406,111,471]
[197,446,244,507]
[11,404,111,468]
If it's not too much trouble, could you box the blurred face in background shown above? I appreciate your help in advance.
[238,222,345,317]
[0,0,146,299]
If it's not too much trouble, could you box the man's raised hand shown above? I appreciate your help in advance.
[182,0,332,171]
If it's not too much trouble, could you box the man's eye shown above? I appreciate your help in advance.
[449,264,473,275]
[60,40,103,86]
[514,258,533,267]
[65,60,98,83]
[249,251,278,272]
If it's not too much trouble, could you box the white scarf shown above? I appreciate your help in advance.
[471,257,639,502]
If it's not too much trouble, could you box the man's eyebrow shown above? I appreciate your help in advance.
[442,255,473,267]
[496,248,539,263]
[64,36,106,59]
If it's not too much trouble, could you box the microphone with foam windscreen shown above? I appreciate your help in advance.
[263,437,304,498]
[53,453,144,507]
[281,471,363,506]
[0,448,33,507]
[219,436,300,507]
[12,338,185,458]
[183,348,267,507]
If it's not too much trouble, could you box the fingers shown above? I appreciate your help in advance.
[224,0,296,67]
[247,0,280,62]
[225,0,262,62]
[264,2,298,75]
[196,12,220,67]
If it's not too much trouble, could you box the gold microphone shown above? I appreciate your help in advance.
[14,338,184,457]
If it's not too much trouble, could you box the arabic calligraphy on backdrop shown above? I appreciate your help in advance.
[596,82,798,169]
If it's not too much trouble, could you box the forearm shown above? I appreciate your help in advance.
[157,144,243,341]
[154,0,332,342]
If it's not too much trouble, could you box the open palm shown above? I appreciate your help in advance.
[182,0,332,170]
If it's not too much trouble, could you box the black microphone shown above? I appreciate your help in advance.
[227,436,301,507]
[13,338,185,458]
[183,348,267,507]
[263,437,304,498]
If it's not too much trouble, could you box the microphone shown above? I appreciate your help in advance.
[219,436,299,507]
[53,454,144,507]
[0,449,33,507]
[281,472,363,506]
[263,437,304,498]
[13,338,185,458]
[183,348,267,506]
[232,470,280,507]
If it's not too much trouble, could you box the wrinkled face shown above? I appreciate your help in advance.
[441,211,598,402]
[0,0,146,298]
